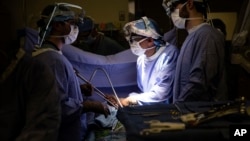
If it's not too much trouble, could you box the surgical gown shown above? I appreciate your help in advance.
[173,23,226,103]
[33,42,86,141]
[129,44,179,104]
[163,27,177,46]
[0,53,61,141]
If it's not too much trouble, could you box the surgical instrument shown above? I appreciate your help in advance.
[74,68,121,108]
[140,120,185,135]
[88,67,123,108]
[180,97,248,126]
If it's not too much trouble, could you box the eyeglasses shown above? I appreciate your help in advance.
[64,19,76,25]
[129,36,146,43]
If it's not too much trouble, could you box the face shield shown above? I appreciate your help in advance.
[123,16,161,44]
[38,2,84,47]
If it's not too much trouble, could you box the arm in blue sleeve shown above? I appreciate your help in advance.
[130,47,179,102]
[53,59,83,117]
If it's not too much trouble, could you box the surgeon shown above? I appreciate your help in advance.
[165,0,226,102]
[73,16,126,55]
[119,16,179,106]
[34,3,110,141]
[0,41,61,140]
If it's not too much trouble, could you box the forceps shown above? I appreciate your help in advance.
[74,68,121,108]
[140,120,185,135]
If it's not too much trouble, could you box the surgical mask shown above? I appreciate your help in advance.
[171,5,204,29]
[171,9,186,29]
[130,38,154,56]
[64,25,79,44]
[50,25,79,45]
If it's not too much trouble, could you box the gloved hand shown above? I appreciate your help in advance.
[80,83,93,96]
[104,94,119,108]
[82,100,110,117]
[120,96,137,106]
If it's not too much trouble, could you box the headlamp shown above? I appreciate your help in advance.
[162,0,205,16]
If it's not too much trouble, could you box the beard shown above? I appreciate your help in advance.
[180,4,189,19]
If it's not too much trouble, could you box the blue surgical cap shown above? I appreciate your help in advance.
[78,17,94,32]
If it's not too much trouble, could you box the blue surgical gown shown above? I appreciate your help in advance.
[173,23,226,103]
[33,43,86,141]
[129,44,179,104]
[163,27,177,46]
[0,53,61,141]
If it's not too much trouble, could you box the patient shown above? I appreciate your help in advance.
[119,16,179,106]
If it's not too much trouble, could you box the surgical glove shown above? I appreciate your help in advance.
[120,97,137,106]
[80,83,93,96]
[82,100,110,117]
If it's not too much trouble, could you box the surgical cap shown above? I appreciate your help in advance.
[123,16,162,40]
[37,3,80,28]
[78,17,95,32]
